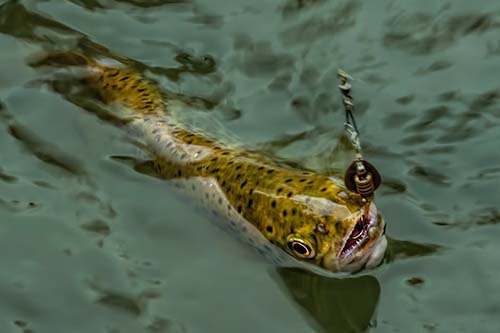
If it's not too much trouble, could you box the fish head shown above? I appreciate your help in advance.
[270,179,387,273]
[318,200,387,272]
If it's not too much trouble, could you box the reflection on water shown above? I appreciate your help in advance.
[271,236,441,333]
[274,267,379,333]
[384,237,442,263]
[8,122,86,177]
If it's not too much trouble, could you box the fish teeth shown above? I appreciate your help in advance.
[342,230,367,257]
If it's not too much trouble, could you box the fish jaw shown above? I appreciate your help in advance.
[321,202,387,272]
[364,231,387,269]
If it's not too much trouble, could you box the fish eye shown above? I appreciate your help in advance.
[286,235,315,259]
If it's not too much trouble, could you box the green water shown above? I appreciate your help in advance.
[1,0,500,332]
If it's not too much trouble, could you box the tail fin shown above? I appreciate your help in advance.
[28,51,96,68]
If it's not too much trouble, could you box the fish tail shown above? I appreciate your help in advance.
[28,51,97,68]
[30,51,166,115]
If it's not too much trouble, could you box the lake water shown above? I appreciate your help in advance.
[1,0,500,332]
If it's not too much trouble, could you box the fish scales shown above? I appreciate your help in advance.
[35,51,387,273]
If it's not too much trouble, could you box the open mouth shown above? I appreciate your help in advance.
[340,215,369,257]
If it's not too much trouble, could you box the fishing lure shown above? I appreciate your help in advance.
[33,51,387,273]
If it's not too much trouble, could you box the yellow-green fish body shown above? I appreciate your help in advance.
[35,52,387,273]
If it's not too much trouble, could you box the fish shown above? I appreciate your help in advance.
[32,51,387,274]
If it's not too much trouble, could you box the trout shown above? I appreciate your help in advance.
[34,51,387,273]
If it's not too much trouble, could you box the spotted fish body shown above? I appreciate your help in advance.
[37,52,387,273]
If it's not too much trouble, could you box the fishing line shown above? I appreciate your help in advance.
[337,69,381,201]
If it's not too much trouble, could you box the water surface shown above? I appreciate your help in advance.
[1,0,500,332]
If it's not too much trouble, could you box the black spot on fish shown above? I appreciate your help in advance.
[285,179,293,183]
[235,165,241,170]
[266,226,273,233]
[292,208,296,215]
[299,178,306,183]
[321,187,327,192]
[277,187,283,194]
[271,200,276,208]
[247,199,253,208]
[177,170,182,177]
[240,180,247,189]
[119,76,130,81]
[267,169,274,174]
[283,210,287,217]
[287,192,293,197]
[258,166,264,170]
[237,205,242,213]
[249,188,254,195]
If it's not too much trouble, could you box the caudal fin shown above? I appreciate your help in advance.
[28,51,96,68]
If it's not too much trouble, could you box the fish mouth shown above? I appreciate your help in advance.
[339,203,381,259]
[319,202,386,272]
